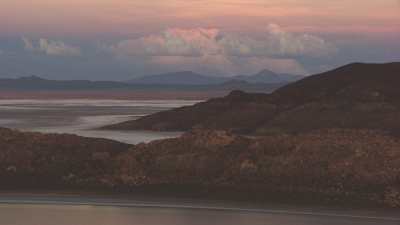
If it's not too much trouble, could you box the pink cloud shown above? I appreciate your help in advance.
[103,24,334,75]
[107,24,336,58]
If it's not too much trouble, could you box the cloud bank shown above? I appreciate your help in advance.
[108,24,336,58]
[22,37,81,56]
[104,24,336,75]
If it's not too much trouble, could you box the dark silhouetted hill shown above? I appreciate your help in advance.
[104,62,400,134]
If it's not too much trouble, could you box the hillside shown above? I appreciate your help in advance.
[104,63,400,134]
[0,128,131,188]
[1,127,400,207]
[112,129,400,207]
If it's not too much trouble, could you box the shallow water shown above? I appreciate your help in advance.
[0,99,199,144]
[0,196,399,225]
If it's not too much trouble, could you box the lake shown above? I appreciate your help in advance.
[0,99,199,144]
[0,195,399,225]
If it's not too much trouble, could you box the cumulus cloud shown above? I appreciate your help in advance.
[221,24,337,57]
[107,24,336,58]
[22,37,34,51]
[103,24,336,75]
[107,28,222,57]
[22,37,81,56]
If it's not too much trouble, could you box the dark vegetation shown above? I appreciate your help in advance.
[0,128,130,189]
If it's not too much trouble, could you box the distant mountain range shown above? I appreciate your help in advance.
[0,75,132,90]
[233,69,303,84]
[127,71,227,85]
[127,70,303,85]
[0,69,302,92]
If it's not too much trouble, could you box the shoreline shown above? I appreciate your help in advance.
[0,185,398,211]
[0,90,227,101]
[0,191,400,221]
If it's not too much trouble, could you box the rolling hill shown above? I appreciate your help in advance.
[104,62,400,134]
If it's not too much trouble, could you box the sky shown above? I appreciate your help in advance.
[0,0,399,80]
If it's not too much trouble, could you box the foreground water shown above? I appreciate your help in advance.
[0,99,199,144]
[0,195,399,225]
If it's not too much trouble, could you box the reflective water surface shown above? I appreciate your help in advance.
[0,199,399,225]
[0,99,199,144]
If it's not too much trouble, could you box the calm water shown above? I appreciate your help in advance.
[0,99,199,144]
[0,196,399,225]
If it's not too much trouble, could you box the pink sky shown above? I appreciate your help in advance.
[0,0,398,79]
[1,0,399,38]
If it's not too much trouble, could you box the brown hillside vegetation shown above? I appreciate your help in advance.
[112,129,400,207]
[1,128,400,207]
[0,128,131,188]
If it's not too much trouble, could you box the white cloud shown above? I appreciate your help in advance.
[22,37,81,56]
[107,28,222,57]
[107,24,336,58]
[218,24,337,57]
[101,24,339,75]
[22,37,34,51]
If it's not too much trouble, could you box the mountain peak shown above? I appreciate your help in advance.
[128,71,227,85]
[257,69,276,75]
[173,70,197,75]
[19,75,45,80]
